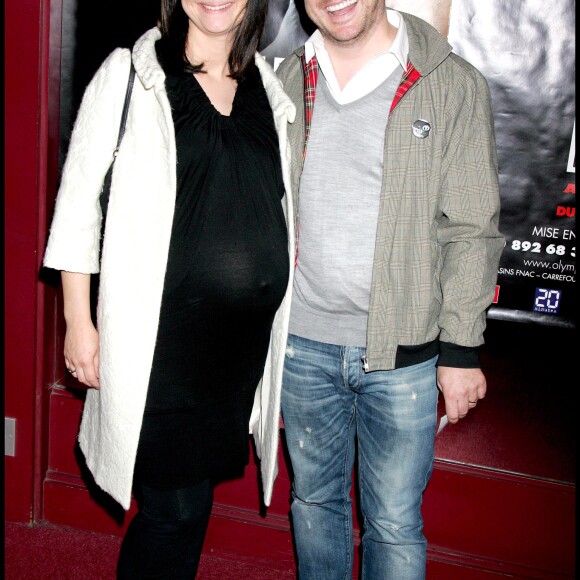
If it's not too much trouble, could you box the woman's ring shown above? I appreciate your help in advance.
[469,400,478,404]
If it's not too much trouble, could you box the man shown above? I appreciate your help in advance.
[276,1,504,578]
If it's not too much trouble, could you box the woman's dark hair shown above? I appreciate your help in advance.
[158,0,268,79]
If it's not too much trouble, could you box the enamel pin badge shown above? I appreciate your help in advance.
[412,120,431,139]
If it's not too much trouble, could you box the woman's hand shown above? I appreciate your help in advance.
[61,271,100,389]
[64,321,100,388]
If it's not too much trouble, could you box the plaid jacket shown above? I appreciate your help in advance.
[276,11,504,371]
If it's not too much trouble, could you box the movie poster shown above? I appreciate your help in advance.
[447,0,575,327]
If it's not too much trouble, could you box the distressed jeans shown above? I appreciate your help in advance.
[281,335,438,580]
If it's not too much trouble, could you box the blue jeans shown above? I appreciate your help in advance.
[281,335,438,580]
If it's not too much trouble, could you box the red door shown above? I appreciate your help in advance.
[5,0,53,524]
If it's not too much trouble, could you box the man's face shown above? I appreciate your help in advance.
[304,0,386,47]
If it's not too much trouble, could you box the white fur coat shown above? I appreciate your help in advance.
[43,27,296,510]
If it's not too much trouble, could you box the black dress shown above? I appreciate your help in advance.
[134,63,289,489]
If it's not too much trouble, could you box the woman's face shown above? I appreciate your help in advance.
[181,0,248,38]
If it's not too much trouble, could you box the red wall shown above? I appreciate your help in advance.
[4,0,52,523]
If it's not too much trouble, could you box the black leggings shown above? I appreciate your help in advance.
[117,479,214,579]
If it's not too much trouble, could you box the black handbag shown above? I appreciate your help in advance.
[99,58,136,257]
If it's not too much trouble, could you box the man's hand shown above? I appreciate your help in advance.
[437,366,486,424]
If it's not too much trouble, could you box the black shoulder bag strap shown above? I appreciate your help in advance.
[99,57,136,254]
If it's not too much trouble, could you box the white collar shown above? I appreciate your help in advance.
[303,8,408,105]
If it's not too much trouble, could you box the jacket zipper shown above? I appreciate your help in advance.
[361,355,370,372]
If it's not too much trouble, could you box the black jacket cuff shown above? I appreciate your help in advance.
[437,341,481,368]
